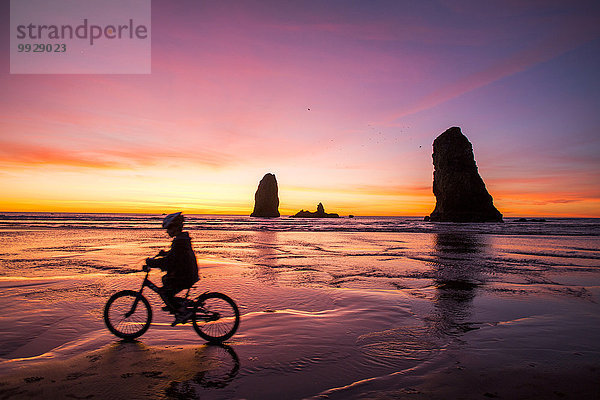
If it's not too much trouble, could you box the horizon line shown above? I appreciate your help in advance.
[0,210,598,219]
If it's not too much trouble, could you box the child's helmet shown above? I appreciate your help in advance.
[162,212,184,228]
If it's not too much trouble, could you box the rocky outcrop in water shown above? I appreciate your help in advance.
[514,218,546,222]
[292,202,339,218]
[427,127,503,222]
[250,173,280,218]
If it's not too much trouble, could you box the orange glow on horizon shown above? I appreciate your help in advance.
[1,178,598,217]
[0,142,597,217]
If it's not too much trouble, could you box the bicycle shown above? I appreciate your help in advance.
[103,264,240,343]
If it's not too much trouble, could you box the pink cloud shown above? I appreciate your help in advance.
[0,141,121,169]
[0,138,232,169]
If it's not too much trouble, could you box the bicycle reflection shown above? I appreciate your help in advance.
[102,340,240,395]
[165,343,240,395]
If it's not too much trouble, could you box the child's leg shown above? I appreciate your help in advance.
[159,286,177,311]
[160,275,178,309]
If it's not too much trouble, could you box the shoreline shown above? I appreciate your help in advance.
[1,269,599,399]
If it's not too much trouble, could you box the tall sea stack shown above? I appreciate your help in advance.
[428,127,503,222]
[250,173,280,218]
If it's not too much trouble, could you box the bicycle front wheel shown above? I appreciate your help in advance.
[193,292,240,343]
[104,290,152,340]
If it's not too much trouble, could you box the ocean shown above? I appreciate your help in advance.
[0,213,599,399]
[1,212,599,234]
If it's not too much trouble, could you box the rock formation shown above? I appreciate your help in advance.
[250,173,280,218]
[514,218,546,222]
[427,127,503,222]
[292,202,340,218]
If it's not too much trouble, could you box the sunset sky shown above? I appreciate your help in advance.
[1,0,599,216]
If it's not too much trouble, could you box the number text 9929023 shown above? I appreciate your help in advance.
[18,43,67,53]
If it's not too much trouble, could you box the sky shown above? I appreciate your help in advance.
[1,0,599,216]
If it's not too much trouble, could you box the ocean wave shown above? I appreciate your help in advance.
[1,213,599,236]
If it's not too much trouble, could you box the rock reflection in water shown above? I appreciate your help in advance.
[253,230,279,282]
[427,232,489,336]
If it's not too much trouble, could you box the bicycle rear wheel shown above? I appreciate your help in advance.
[104,290,152,340]
[192,292,240,343]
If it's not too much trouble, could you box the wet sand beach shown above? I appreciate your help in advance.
[0,215,599,399]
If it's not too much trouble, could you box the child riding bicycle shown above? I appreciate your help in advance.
[144,212,199,324]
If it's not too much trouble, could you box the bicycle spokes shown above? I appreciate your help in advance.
[192,293,240,342]
[104,290,152,339]
[124,297,141,318]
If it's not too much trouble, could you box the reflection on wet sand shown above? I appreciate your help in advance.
[166,343,240,395]
[0,340,240,399]
[427,232,489,336]
[252,230,279,282]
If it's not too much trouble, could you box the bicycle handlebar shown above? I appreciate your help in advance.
[143,257,154,272]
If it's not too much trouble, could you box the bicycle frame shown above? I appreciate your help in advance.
[126,270,205,318]
[126,270,170,317]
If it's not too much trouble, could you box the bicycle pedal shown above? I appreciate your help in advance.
[171,316,190,326]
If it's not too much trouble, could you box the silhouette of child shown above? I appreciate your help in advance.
[144,212,199,323]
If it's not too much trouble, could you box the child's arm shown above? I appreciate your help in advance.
[146,254,168,271]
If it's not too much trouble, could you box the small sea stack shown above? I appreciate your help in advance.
[427,127,503,222]
[514,218,546,222]
[292,202,340,218]
[250,173,280,218]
